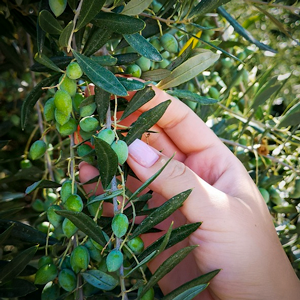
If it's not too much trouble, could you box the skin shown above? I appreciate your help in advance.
[79,83,300,300]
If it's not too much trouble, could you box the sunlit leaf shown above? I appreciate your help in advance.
[72,50,127,96]
[124,100,171,145]
[76,0,106,30]
[124,33,162,62]
[122,0,153,15]
[130,189,192,239]
[55,210,107,246]
[94,137,119,189]
[157,51,220,89]
[141,69,171,81]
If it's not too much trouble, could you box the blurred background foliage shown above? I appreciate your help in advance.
[0,0,300,297]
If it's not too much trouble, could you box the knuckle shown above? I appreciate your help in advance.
[166,160,188,181]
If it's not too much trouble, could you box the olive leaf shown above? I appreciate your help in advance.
[167,90,219,105]
[59,20,73,48]
[81,270,118,291]
[0,279,37,298]
[39,10,63,35]
[122,0,153,16]
[95,86,110,126]
[34,53,63,73]
[25,179,61,194]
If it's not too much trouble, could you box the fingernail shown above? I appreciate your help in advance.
[128,139,159,168]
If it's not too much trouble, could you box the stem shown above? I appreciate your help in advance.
[70,134,76,193]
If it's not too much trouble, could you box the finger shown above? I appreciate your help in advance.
[127,139,228,226]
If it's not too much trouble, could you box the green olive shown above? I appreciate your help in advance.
[160,33,178,53]
[44,97,55,121]
[54,90,72,114]
[125,64,142,78]
[59,75,77,97]
[58,268,77,292]
[35,263,58,285]
[79,116,99,132]
[64,194,83,212]
[111,140,128,165]
[29,140,47,160]
[112,213,129,238]
[66,62,83,80]
[106,249,123,272]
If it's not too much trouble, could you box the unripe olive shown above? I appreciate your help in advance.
[111,140,128,165]
[49,0,67,17]
[41,281,60,300]
[38,256,53,268]
[106,249,123,272]
[98,258,108,273]
[127,236,144,255]
[59,75,77,97]
[161,51,170,59]
[136,57,151,72]
[47,205,64,227]
[35,263,58,285]
[112,213,129,238]
[58,268,76,292]
[66,62,83,80]
[20,159,32,169]
[29,140,47,160]
[44,97,55,121]
[80,102,96,118]
[52,224,65,240]
[237,51,247,60]
[259,187,270,203]
[64,194,83,212]
[55,109,70,126]
[138,287,155,300]
[221,57,233,68]
[46,191,58,203]
[62,218,77,238]
[60,180,77,203]
[125,64,142,78]
[85,238,102,262]
[159,58,170,69]
[54,90,72,113]
[97,129,115,145]
[36,221,54,234]
[208,87,220,99]
[79,128,94,140]
[149,37,162,51]
[160,33,178,53]
[56,118,77,136]
[70,245,90,273]
[73,93,84,112]
[32,198,44,212]
[79,116,99,132]
[152,0,163,13]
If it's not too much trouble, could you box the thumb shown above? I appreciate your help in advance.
[127,139,227,224]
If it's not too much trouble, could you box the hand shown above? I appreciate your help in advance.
[79,83,300,300]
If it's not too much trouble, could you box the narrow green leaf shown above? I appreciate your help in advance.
[114,53,141,65]
[90,55,117,66]
[167,43,193,71]
[124,100,171,145]
[83,26,113,57]
[137,222,201,263]
[124,33,162,62]
[188,0,231,18]
[157,222,173,255]
[278,102,300,128]
[81,270,118,291]
[251,84,281,110]
[125,251,158,278]
[218,7,276,53]
[21,73,61,129]
[30,56,73,72]
[95,86,110,125]
[55,210,107,246]
[162,270,220,300]
[130,189,192,239]
[172,284,208,300]
[123,194,152,222]
[130,156,173,200]
[0,245,38,282]
[39,10,63,35]
[122,0,153,15]
[94,137,119,189]
[0,223,15,245]
[0,220,59,245]
[87,190,123,205]
[92,12,145,34]
[76,0,106,30]
[72,50,127,96]
[59,20,74,48]
[25,179,61,194]
[120,86,155,120]
[118,77,145,91]
[34,53,63,73]
[0,278,37,298]
[167,90,218,105]
[140,246,198,298]
[141,69,171,81]
[157,51,219,89]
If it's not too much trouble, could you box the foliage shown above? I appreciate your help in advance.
[0,0,300,299]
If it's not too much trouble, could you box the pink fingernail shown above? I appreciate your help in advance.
[128,139,159,168]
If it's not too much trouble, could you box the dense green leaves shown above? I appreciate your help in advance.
[55,210,107,247]
[124,33,163,62]
[93,12,145,34]
[0,279,37,298]
[124,100,171,145]
[94,137,119,189]
[72,50,127,96]
[130,189,192,239]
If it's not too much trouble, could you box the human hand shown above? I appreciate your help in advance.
[79,83,300,300]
